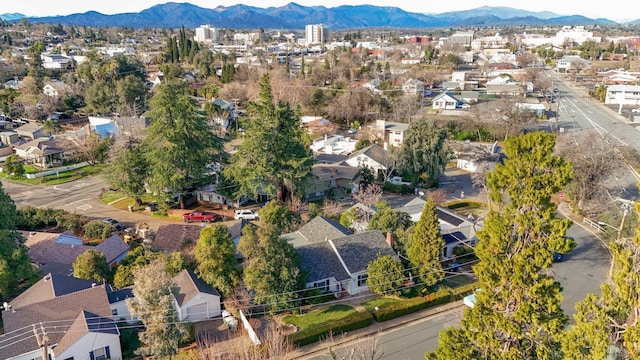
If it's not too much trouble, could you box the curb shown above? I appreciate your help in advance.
[293,300,465,359]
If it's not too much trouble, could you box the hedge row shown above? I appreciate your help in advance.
[372,283,479,322]
[287,311,373,347]
[382,182,415,194]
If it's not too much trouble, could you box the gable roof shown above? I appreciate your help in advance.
[14,138,64,156]
[297,242,351,283]
[10,273,97,309]
[15,122,44,134]
[443,231,468,245]
[173,269,220,307]
[346,143,390,166]
[432,91,460,103]
[292,216,352,246]
[0,285,117,360]
[152,224,202,252]
[330,230,395,274]
[28,233,128,272]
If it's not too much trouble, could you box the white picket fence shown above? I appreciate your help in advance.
[24,162,89,179]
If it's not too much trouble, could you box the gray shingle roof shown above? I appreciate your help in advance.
[443,231,467,245]
[10,273,96,309]
[330,230,396,274]
[346,143,389,166]
[297,242,351,282]
[296,216,352,245]
[0,285,116,359]
[173,269,220,307]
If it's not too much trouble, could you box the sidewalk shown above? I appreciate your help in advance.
[291,300,464,359]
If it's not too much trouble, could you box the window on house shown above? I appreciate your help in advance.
[357,274,368,287]
[112,308,118,316]
[314,279,329,292]
[90,346,110,360]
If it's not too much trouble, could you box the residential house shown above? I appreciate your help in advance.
[13,137,65,168]
[4,78,21,90]
[432,91,461,110]
[485,75,527,96]
[305,164,360,201]
[28,232,129,276]
[152,224,202,252]
[172,269,222,322]
[41,53,72,70]
[0,275,122,360]
[15,121,45,140]
[605,85,640,105]
[310,134,357,155]
[301,116,339,135]
[344,143,393,180]
[209,98,236,129]
[43,80,70,97]
[597,70,640,85]
[89,116,119,138]
[107,286,136,323]
[556,56,590,73]
[402,78,425,96]
[367,119,409,148]
[282,217,397,295]
[147,71,164,86]
[394,197,478,258]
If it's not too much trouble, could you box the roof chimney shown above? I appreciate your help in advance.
[386,232,394,248]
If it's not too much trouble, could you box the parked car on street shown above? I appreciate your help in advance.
[386,176,412,186]
[101,218,125,231]
[234,209,259,220]
[632,108,640,113]
[182,211,219,223]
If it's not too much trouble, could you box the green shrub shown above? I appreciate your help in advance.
[287,311,373,347]
[450,282,479,299]
[382,182,414,194]
[83,220,115,240]
[371,288,453,322]
[16,207,90,234]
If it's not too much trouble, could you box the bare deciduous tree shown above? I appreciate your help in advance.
[556,131,625,210]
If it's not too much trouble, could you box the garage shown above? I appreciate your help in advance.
[186,303,208,322]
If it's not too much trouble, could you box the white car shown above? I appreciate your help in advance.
[632,108,640,113]
[459,104,471,109]
[234,209,259,220]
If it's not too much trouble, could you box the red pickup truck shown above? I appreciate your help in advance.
[182,211,218,223]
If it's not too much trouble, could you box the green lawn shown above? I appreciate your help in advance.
[4,165,103,185]
[282,304,358,331]
[100,189,127,204]
[361,297,401,313]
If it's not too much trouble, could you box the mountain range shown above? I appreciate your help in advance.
[1,3,637,30]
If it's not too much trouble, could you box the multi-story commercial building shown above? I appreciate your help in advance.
[305,24,328,45]
[194,25,218,43]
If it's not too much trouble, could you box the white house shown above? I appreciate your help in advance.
[367,119,409,148]
[283,217,397,295]
[172,269,222,322]
[344,143,393,179]
[432,91,461,110]
[0,274,122,360]
[41,54,71,69]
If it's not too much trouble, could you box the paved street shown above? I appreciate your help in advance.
[1,175,179,230]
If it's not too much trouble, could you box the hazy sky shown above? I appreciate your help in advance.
[3,0,631,22]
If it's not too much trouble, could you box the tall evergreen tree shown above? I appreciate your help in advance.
[239,226,303,312]
[428,132,574,360]
[144,81,223,208]
[195,225,242,297]
[105,137,149,206]
[0,182,37,302]
[406,197,444,287]
[398,119,452,185]
[223,74,314,203]
[561,204,640,359]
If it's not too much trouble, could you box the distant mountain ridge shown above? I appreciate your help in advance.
[12,3,634,29]
[0,13,26,21]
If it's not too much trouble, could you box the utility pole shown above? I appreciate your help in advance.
[33,323,49,360]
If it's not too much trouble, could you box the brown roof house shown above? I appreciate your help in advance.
[282,217,397,295]
[0,274,122,360]
[151,224,202,252]
[13,137,65,168]
[28,231,129,276]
